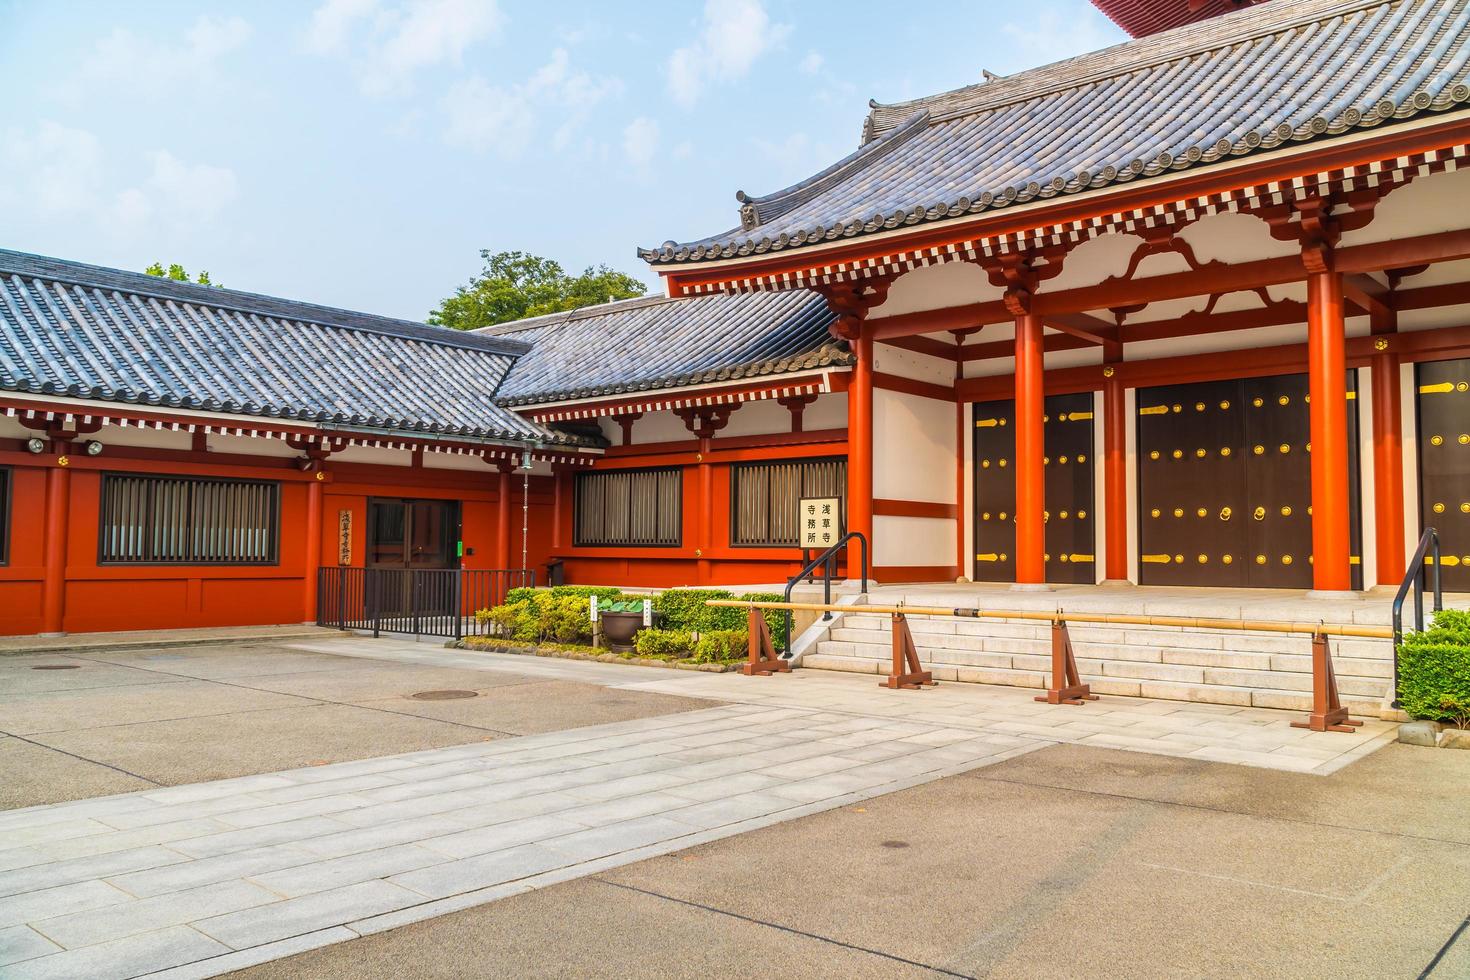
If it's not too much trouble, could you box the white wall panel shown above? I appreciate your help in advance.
[873,388,956,504]
[874,515,955,567]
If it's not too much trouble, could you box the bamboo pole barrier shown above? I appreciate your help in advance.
[704,599,1393,640]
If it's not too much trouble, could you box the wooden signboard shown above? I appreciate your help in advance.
[337,510,352,565]
[798,496,842,550]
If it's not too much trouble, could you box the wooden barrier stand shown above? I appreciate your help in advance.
[709,599,1386,732]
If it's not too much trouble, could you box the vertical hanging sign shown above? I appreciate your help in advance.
[337,510,352,565]
[798,496,842,550]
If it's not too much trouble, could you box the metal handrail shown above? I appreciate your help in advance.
[780,532,868,654]
[1391,527,1443,705]
[709,598,1393,640]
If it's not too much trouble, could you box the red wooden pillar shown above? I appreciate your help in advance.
[303,475,323,623]
[848,329,874,554]
[40,461,71,635]
[551,466,565,552]
[1014,312,1046,585]
[1307,270,1352,591]
[496,461,512,569]
[1371,343,1406,585]
[697,438,712,584]
[1102,367,1128,582]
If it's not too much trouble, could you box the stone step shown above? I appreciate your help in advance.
[799,653,1384,714]
[836,614,1391,660]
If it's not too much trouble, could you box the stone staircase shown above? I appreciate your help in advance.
[803,611,1394,714]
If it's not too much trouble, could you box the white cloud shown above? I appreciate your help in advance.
[62,15,252,100]
[0,121,104,216]
[143,151,240,222]
[666,0,791,108]
[622,117,660,170]
[304,0,380,55]
[442,48,621,156]
[0,122,239,236]
[305,0,505,96]
[798,51,823,75]
[998,6,1117,72]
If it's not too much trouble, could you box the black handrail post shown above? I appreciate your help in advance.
[1431,528,1443,616]
[781,531,869,655]
[1391,527,1442,709]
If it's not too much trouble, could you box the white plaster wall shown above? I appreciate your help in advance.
[872,342,954,385]
[719,398,794,438]
[873,515,955,567]
[332,445,413,466]
[1340,168,1470,247]
[90,427,192,452]
[626,410,689,445]
[1357,365,1379,588]
[804,391,847,431]
[867,261,999,319]
[1399,303,1470,333]
[424,453,498,473]
[207,432,303,458]
[873,388,956,504]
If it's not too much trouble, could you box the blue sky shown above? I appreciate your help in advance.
[0,1,1124,321]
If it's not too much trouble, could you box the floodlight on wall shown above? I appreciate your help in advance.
[84,440,104,456]
[25,437,46,454]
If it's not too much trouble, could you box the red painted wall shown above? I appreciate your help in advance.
[0,445,555,637]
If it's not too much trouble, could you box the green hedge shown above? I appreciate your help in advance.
[476,592,592,645]
[692,629,748,664]
[633,628,694,657]
[657,589,786,651]
[1398,609,1470,724]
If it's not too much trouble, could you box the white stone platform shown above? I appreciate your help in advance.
[801,583,1470,714]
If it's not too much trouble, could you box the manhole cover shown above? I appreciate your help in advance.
[409,689,478,701]
[880,840,910,849]
[31,665,80,671]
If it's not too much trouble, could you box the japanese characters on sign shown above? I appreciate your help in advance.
[798,496,842,550]
[337,510,352,565]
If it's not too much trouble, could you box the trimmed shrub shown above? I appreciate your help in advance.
[1398,610,1470,723]
[633,628,694,657]
[692,629,747,664]
[504,586,540,606]
[476,592,592,645]
[658,589,738,633]
[549,585,623,603]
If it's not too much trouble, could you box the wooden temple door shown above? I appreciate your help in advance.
[366,499,459,618]
[1136,373,1361,588]
[973,393,1095,584]
[1416,359,1470,591]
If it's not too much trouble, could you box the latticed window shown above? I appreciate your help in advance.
[574,468,682,547]
[99,474,280,564]
[730,457,846,547]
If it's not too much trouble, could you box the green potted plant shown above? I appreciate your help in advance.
[599,597,658,651]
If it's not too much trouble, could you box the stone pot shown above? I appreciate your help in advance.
[600,611,648,651]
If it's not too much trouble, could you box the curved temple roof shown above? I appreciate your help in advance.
[641,0,1470,267]
[0,250,584,446]
[486,290,846,407]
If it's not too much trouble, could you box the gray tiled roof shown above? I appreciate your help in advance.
[0,249,586,446]
[642,0,1470,265]
[486,290,847,406]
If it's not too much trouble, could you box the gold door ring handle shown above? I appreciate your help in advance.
[1252,506,1266,521]
[1219,507,1232,521]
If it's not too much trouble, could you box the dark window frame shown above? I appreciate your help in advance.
[0,467,9,566]
[97,472,282,566]
[573,467,683,548]
[728,456,848,548]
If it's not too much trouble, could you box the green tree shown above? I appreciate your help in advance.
[144,262,220,287]
[429,250,646,330]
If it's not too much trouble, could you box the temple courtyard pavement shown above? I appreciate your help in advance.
[0,632,1466,978]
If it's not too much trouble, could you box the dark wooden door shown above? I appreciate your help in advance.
[1136,372,1361,588]
[973,393,1095,584]
[366,499,459,617]
[1417,358,1470,591]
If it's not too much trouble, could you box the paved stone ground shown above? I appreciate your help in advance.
[0,635,1414,978]
[0,702,1037,978]
[233,741,1470,980]
[0,638,712,809]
